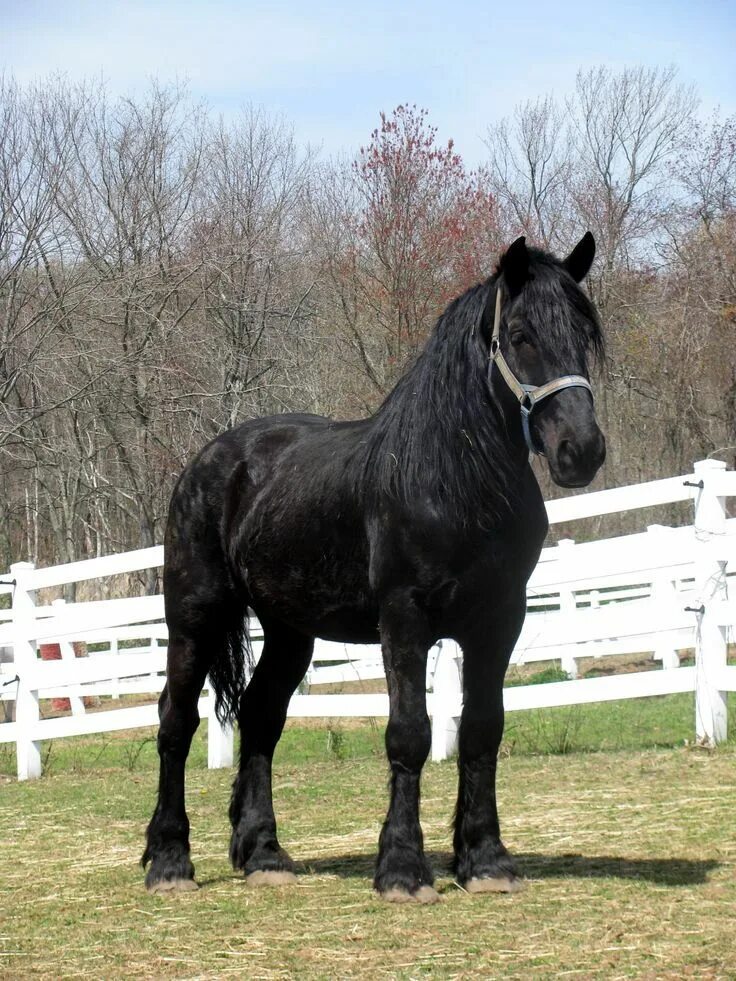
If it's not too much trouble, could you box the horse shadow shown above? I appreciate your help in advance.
[294,850,719,887]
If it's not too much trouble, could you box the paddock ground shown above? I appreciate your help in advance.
[1,699,735,979]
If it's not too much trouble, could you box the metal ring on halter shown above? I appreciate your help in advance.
[488,287,594,457]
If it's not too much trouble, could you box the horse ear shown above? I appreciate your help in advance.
[564,232,596,282]
[499,236,529,296]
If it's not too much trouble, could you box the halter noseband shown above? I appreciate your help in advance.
[488,287,593,456]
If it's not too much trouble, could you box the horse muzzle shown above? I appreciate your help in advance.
[545,425,606,488]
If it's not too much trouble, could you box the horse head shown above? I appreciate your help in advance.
[485,233,606,488]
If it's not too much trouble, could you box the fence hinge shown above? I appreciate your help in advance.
[684,604,705,615]
[1,674,19,687]
[683,480,704,490]
[0,579,16,586]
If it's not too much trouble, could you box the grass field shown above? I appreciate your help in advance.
[1,695,735,979]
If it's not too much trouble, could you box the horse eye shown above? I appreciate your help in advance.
[509,330,531,348]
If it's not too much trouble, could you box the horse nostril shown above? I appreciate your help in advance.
[557,439,577,472]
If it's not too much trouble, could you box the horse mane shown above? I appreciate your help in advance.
[356,277,516,526]
[356,249,604,527]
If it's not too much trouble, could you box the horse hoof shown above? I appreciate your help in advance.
[147,877,199,895]
[246,869,298,887]
[464,876,526,894]
[380,885,441,904]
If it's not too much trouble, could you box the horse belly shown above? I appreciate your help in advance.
[250,582,379,645]
[305,609,380,645]
[243,528,378,643]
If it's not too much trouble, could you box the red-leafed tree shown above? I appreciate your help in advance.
[313,105,501,409]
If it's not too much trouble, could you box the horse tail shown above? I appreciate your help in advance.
[209,457,256,726]
[208,606,253,726]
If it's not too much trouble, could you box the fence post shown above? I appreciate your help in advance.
[11,562,41,780]
[557,539,579,679]
[588,589,605,658]
[109,634,121,700]
[207,686,234,769]
[50,598,86,716]
[648,525,680,670]
[430,640,462,762]
[692,459,728,746]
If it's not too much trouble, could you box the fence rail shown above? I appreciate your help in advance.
[2,459,735,779]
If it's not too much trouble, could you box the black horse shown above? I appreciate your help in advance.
[143,234,605,902]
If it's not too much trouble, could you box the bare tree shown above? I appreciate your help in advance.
[35,81,210,579]
[485,96,573,249]
[192,107,316,430]
[569,66,697,304]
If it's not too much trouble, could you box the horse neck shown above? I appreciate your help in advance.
[363,286,527,522]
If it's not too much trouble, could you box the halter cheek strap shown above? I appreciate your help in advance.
[488,288,593,456]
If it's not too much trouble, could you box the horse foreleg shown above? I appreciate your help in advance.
[453,598,526,894]
[229,619,313,885]
[374,592,438,904]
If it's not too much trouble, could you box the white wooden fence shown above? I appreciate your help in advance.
[1,458,735,780]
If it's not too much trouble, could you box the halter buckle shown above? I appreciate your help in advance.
[520,388,536,413]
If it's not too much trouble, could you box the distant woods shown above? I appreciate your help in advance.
[1,68,734,579]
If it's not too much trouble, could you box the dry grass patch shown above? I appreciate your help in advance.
[1,735,735,979]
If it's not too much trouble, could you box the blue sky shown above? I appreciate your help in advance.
[1,0,734,164]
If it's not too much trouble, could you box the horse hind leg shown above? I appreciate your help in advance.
[143,634,208,893]
[229,617,313,885]
[143,598,248,893]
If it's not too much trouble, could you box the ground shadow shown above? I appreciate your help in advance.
[295,850,719,887]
